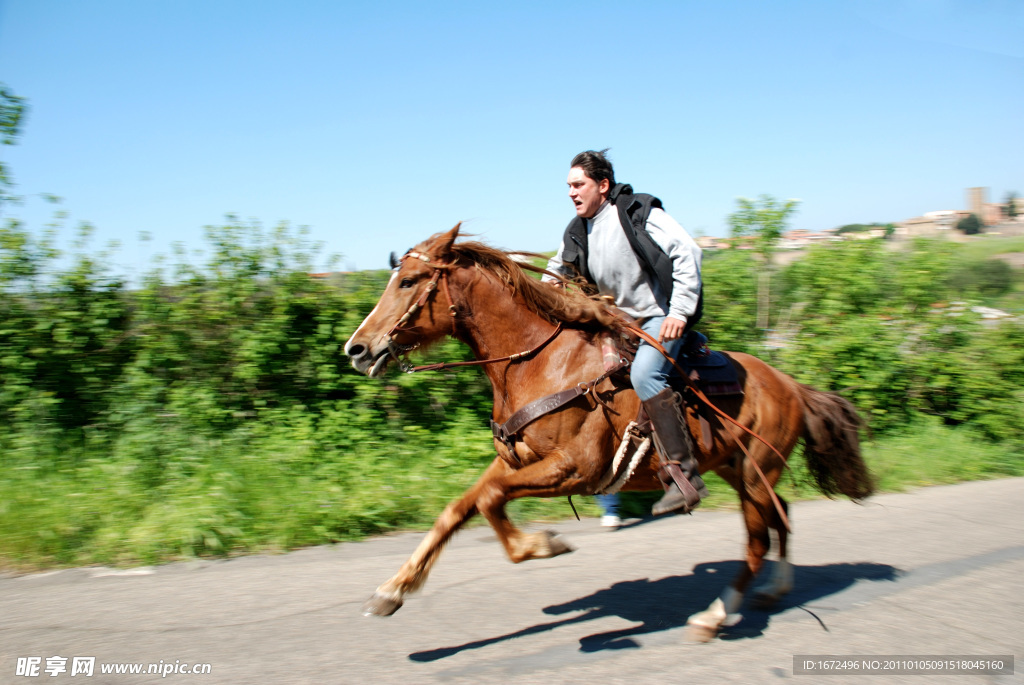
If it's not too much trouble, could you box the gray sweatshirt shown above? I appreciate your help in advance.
[542,200,703,322]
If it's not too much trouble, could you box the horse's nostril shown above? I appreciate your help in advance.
[347,343,366,358]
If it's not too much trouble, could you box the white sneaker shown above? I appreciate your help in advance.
[601,515,622,529]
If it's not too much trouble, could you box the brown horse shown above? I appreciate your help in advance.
[344,224,874,641]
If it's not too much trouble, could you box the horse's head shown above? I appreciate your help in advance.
[345,224,461,377]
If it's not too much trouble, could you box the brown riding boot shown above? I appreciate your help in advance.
[643,388,709,516]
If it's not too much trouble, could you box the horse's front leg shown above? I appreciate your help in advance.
[362,457,510,617]
[477,451,585,563]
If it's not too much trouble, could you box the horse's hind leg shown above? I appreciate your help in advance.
[752,494,793,608]
[685,488,774,642]
[363,458,507,617]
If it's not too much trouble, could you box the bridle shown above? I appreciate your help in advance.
[382,250,456,372]
[383,249,562,373]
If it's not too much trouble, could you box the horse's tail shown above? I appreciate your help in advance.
[797,383,875,501]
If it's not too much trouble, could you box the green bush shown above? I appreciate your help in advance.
[948,258,1014,297]
[957,213,982,235]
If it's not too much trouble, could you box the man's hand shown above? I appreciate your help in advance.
[658,316,687,343]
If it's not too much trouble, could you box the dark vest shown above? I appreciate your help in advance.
[559,183,703,327]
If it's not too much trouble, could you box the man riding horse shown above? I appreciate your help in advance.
[543,149,708,516]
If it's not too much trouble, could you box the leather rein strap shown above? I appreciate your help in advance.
[410,323,562,373]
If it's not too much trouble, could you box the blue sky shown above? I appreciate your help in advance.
[1,0,1021,275]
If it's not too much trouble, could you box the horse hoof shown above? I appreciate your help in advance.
[362,592,403,617]
[545,531,576,557]
[683,623,718,643]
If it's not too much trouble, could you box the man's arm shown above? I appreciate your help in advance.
[541,239,574,284]
[645,207,703,326]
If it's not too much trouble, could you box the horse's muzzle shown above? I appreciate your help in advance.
[344,338,390,377]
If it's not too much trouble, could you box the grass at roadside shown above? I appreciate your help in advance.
[2,415,1020,573]
[957,234,1024,261]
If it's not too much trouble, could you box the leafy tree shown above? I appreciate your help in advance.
[726,195,800,329]
[0,83,27,207]
[727,195,800,261]
[956,213,982,235]
[700,249,760,353]
[1007,192,1019,219]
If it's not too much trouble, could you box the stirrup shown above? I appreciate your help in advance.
[653,464,707,516]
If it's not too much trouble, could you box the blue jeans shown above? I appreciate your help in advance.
[596,493,619,516]
[631,315,686,401]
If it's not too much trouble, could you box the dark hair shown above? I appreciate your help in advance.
[570,149,615,187]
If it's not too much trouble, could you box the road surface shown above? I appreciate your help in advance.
[2,478,1022,684]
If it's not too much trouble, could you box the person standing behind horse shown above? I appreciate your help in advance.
[542,149,707,516]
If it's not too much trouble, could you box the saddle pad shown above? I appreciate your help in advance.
[682,349,730,369]
[673,350,743,396]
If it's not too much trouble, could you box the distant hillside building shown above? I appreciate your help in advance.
[968,187,986,220]
[895,211,966,237]
[779,228,839,248]
[966,186,1017,226]
[695,236,761,250]
[896,186,1019,236]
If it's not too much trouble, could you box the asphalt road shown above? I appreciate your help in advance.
[2,478,1022,685]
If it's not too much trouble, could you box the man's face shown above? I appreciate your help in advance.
[567,166,610,219]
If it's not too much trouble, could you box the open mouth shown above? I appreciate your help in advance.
[365,339,419,378]
[368,349,390,377]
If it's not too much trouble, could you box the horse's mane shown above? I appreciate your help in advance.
[446,240,626,332]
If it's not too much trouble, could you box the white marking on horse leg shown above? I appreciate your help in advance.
[754,558,793,601]
[771,558,793,595]
[687,586,743,630]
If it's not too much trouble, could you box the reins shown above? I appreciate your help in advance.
[410,324,563,373]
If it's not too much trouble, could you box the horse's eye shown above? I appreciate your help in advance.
[399,278,414,289]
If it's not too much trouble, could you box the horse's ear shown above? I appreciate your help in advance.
[432,222,461,259]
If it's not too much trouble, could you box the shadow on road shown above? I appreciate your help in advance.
[408,560,900,661]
